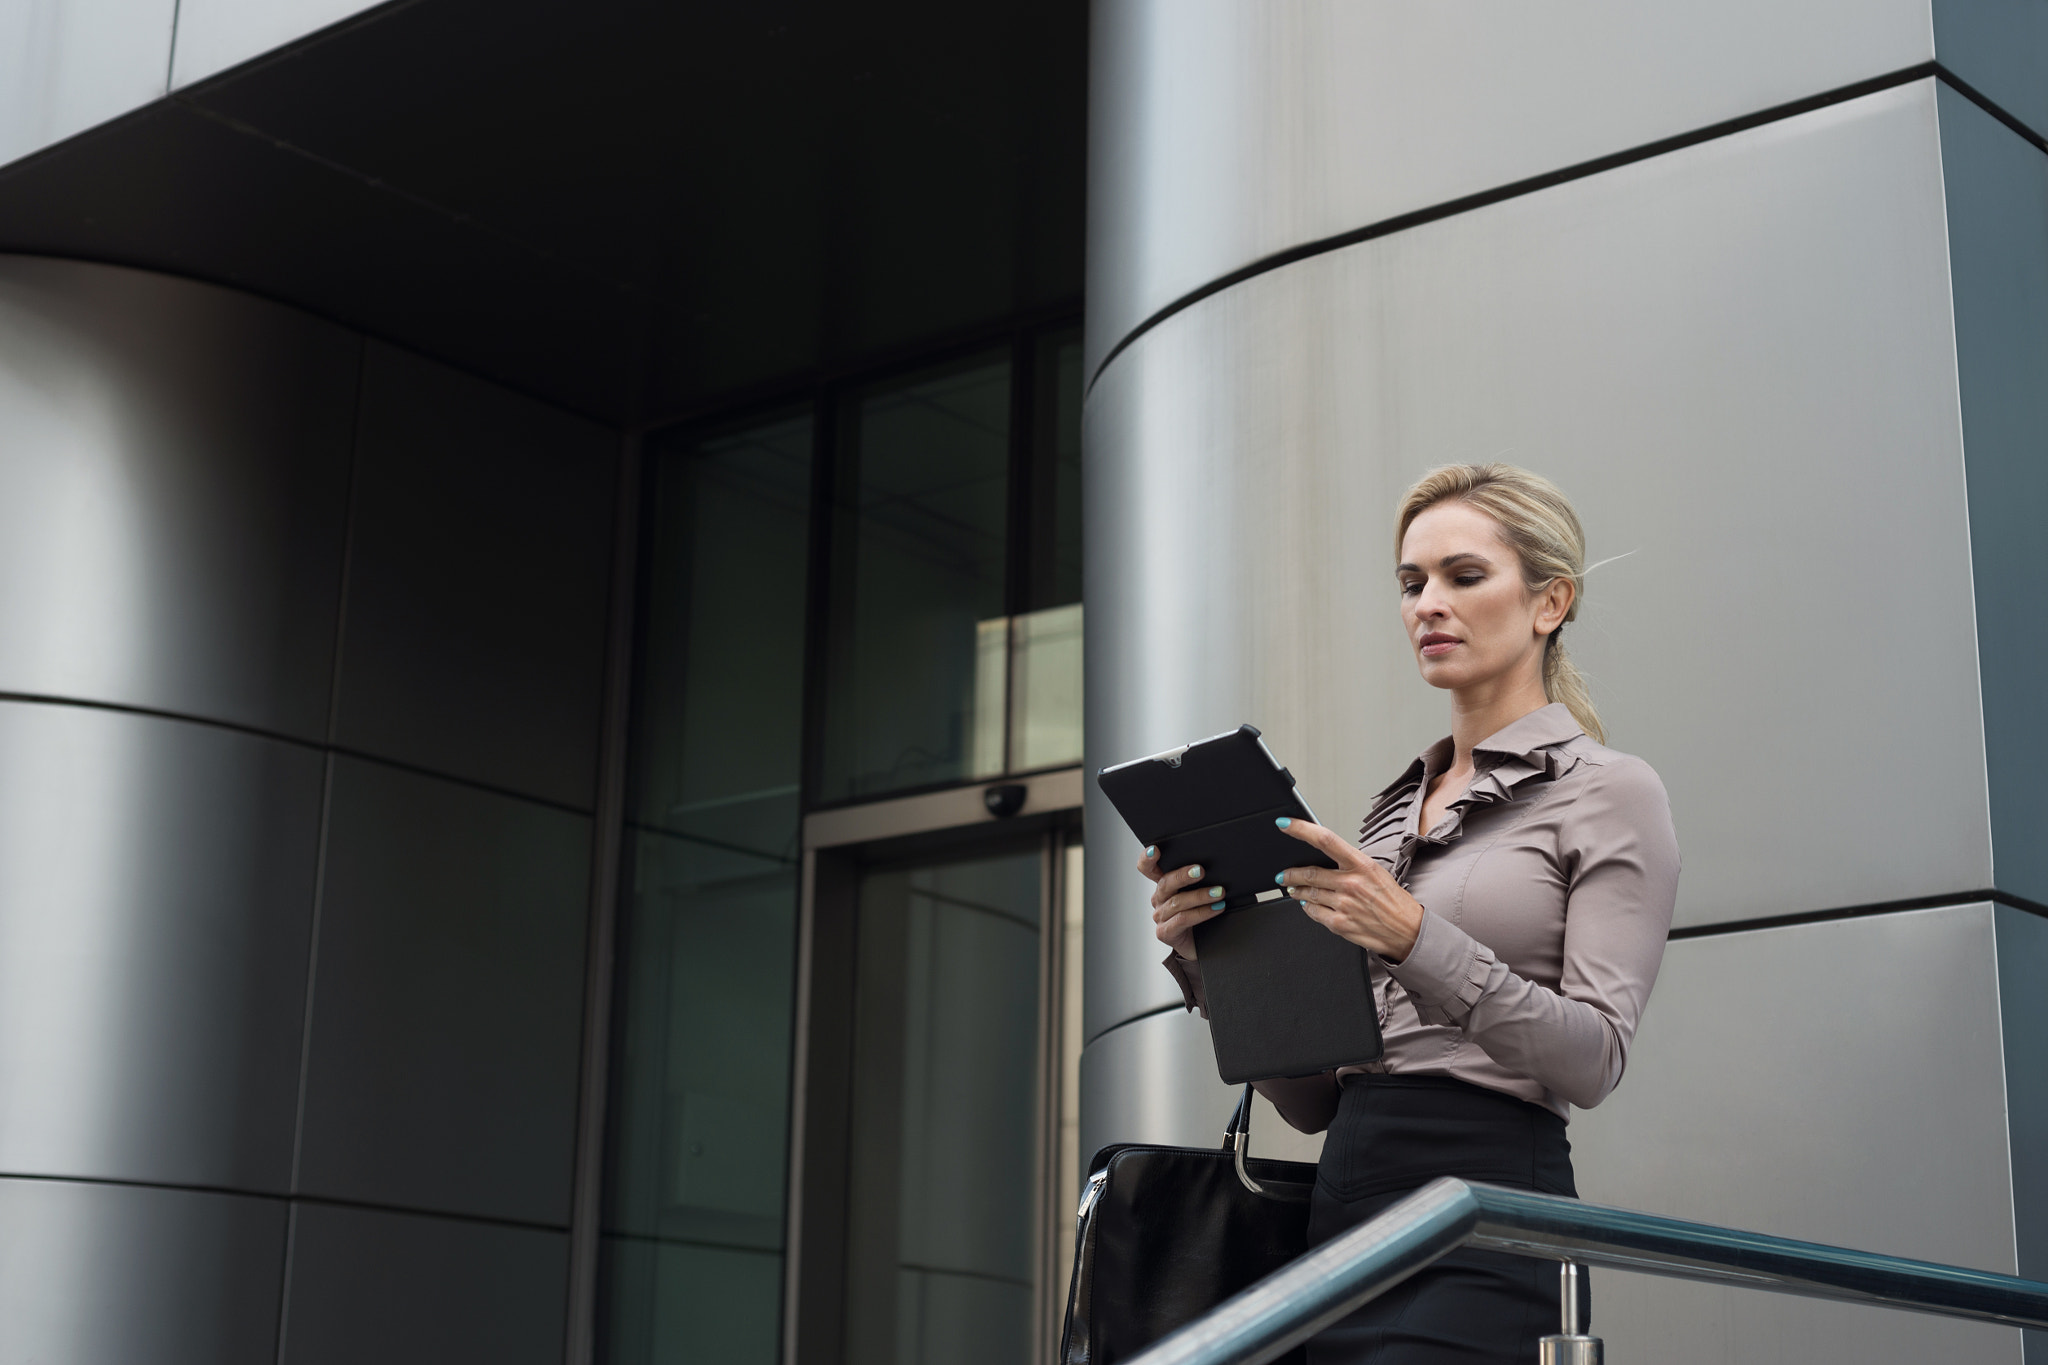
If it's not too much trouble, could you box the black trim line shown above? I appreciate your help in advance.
[1089,62,1972,394]
[0,1169,570,1234]
[1669,888,2048,941]
[0,689,596,817]
[1085,999,1184,1049]
[1934,62,2048,156]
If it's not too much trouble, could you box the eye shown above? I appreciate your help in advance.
[1398,579,1422,596]
[1454,574,1484,587]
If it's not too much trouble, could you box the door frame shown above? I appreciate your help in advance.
[782,767,1084,1365]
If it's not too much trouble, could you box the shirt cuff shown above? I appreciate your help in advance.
[1383,910,1488,1021]
[1162,951,1210,1018]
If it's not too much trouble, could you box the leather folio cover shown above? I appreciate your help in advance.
[1193,899,1382,1083]
[1062,1143,1314,1365]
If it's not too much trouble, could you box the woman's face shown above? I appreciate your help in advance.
[1396,501,1570,694]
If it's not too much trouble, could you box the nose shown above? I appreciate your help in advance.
[1412,581,1451,620]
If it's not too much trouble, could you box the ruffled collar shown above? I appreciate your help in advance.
[1360,704,1586,880]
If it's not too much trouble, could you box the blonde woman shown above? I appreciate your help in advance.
[1142,465,1681,1363]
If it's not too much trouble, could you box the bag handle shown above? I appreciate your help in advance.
[1223,1083,1277,1197]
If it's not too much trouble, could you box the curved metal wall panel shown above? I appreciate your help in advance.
[1571,905,2020,1363]
[0,699,321,1192]
[331,342,615,809]
[280,1203,569,1365]
[0,255,358,740]
[1084,0,1933,376]
[1084,80,1986,1034]
[0,1177,286,1365]
[296,756,590,1227]
[1077,1007,1239,1165]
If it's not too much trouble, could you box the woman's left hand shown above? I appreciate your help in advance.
[1276,819,1427,962]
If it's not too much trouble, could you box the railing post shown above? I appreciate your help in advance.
[1538,1262,1602,1364]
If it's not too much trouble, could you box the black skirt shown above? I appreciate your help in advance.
[1306,1074,1587,1365]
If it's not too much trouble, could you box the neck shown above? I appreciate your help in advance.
[1446,664,1552,770]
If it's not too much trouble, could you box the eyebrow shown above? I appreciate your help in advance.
[1395,552,1495,573]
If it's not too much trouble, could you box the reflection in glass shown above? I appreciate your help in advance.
[845,850,1044,1365]
[604,414,811,1365]
[821,357,1011,801]
[1009,603,1084,772]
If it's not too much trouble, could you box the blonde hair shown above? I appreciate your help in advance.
[1395,463,1605,744]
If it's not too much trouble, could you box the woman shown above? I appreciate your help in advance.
[1141,464,1680,1363]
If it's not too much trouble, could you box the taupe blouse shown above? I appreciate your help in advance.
[1167,703,1681,1126]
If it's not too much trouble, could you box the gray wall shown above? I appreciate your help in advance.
[1082,5,2048,1360]
[0,0,389,170]
[0,255,618,1365]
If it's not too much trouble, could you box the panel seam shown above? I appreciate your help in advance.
[1667,889,2048,941]
[1087,62,1981,395]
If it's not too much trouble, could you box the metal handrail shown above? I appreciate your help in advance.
[1122,1177,2048,1365]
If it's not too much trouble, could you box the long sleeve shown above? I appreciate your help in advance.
[1381,754,1679,1110]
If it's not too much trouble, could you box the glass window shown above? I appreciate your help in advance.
[1033,331,1083,612]
[604,413,812,1365]
[819,355,1012,801]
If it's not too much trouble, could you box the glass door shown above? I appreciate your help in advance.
[791,819,1083,1365]
[843,850,1044,1365]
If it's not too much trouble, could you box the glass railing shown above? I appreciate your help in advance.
[1118,1177,2048,1365]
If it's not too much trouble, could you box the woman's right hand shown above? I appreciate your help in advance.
[1139,847,1227,960]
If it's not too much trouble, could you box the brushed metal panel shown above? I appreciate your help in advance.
[0,0,172,168]
[1078,1006,1238,1166]
[0,700,320,1191]
[1083,82,1987,1032]
[332,342,616,808]
[297,756,590,1225]
[1571,905,2019,1363]
[1934,0,2048,150]
[1938,85,2048,907]
[1085,0,1934,375]
[170,0,387,89]
[0,255,357,738]
[0,1177,286,1365]
[281,1202,568,1365]
[1077,1005,1325,1174]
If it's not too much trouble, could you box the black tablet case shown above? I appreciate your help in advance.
[1098,726,1383,1083]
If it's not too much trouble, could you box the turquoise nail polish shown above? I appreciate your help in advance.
[1145,845,1157,859]
[1208,886,1224,900]
[1186,865,1203,880]
[1273,872,1286,885]
[1274,816,1292,828]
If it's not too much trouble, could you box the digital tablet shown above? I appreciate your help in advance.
[1098,726,1383,1082]
[1096,725,1338,905]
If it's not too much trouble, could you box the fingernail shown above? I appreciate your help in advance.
[1186,865,1203,880]
[1275,817,1292,828]
[1145,845,1157,859]
[1273,872,1286,885]
[1208,886,1224,899]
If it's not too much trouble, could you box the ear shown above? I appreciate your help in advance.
[1535,576,1575,636]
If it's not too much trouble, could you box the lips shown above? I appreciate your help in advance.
[1418,632,1461,658]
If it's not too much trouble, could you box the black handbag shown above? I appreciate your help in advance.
[1060,1085,1316,1365]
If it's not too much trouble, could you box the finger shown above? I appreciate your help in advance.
[1154,883,1227,922]
[1135,844,1165,884]
[1150,862,1208,909]
[1274,817,1368,869]
[1275,865,1332,891]
[1158,902,1226,940]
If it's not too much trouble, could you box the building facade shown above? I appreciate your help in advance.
[0,3,2044,1365]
